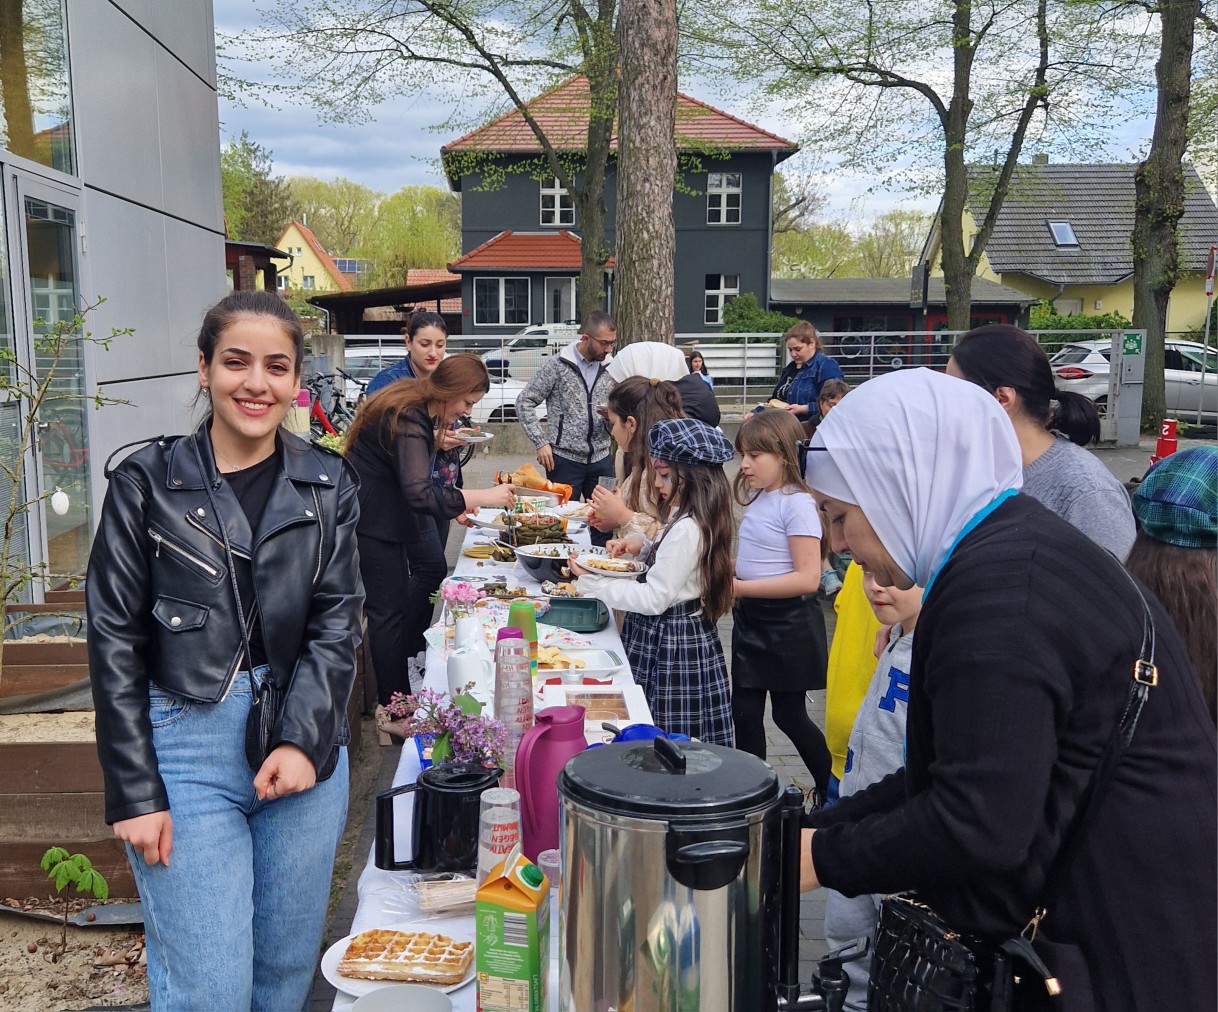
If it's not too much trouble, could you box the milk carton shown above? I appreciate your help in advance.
[475,844,549,1011]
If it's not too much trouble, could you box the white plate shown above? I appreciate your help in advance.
[536,647,624,678]
[573,555,648,579]
[455,430,494,444]
[468,508,513,531]
[320,932,476,998]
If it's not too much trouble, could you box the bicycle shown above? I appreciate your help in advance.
[304,371,360,439]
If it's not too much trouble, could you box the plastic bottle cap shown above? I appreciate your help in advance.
[520,863,544,888]
[496,627,524,641]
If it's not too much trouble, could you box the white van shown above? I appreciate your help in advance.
[482,323,580,381]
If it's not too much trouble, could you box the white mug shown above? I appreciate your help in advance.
[447,648,492,705]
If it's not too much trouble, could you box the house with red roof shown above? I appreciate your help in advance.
[275,220,355,294]
[441,76,798,334]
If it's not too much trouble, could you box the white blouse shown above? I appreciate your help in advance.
[577,516,703,617]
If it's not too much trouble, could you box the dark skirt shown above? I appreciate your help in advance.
[623,600,733,746]
[731,593,827,692]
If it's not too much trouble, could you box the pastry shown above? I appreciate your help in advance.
[582,556,638,573]
[337,929,473,986]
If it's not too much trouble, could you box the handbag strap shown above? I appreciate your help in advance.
[1023,569,1157,942]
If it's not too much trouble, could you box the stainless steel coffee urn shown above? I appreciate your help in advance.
[557,736,812,1012]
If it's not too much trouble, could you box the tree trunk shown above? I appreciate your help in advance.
[613,0,677,345]
[575,61,618,316]
[0,3,35,158]
[1131,0,1199,429]
[941,0,976,335]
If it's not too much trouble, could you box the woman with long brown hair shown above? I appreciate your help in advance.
[587,376,685,541]
[770,321,844,428]
[1128,446,1217,725]
[346,355,515,724]
[571,418,736,745]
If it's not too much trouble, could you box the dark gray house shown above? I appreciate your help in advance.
[441,76,798,334]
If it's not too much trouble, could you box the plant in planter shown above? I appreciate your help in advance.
[40,845,110,957]
[0,299,129,693]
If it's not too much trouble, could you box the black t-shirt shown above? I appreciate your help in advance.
[223,449,279,668]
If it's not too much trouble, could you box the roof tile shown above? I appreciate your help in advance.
[448,230,613,271]
[968,163,1218,285]
[442,76,797,155]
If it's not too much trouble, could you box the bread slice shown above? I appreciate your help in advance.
[337,929,473,986]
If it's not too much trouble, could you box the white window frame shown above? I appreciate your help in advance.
[474,276,531,326]
[302,275,316,290]
[275,274,287,291]
[1048,220,1078,246]
[704,273,740,326]
[540,176,575,227]
[707,172,742,225]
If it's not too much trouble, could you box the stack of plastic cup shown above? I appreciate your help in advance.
[477,787,522,884]
[507,599,539,677]
[494,627,534,788]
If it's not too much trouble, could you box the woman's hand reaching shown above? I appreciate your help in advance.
[468,483,516,511]
[589,485,632,529]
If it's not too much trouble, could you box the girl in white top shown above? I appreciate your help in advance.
[731,409,832,794]
[571,418,736,744]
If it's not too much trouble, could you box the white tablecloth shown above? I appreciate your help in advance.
[332,523,648,1010]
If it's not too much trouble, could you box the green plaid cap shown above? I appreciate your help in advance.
[1133,446,1218,549]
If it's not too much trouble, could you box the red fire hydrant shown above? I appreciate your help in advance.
[1151,419,1178,465]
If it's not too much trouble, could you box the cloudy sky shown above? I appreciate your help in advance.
[212,0,1155,224]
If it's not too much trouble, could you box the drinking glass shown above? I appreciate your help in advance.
[477,787,521,884]
[597,476,619,491]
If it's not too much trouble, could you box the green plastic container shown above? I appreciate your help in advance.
[545,597,610,633]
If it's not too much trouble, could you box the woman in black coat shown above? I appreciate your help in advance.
[345,354,515,722]
[800,368,1217,1012]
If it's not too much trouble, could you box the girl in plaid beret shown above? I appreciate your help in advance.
[571,418,735,744]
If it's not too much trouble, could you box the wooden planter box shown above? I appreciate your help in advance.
[0,617,369,900]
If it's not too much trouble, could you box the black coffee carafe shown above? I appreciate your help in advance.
[374,762,503,872]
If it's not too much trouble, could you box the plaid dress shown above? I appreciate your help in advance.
[621,539,733,746]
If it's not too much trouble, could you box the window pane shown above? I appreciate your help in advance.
[708,172,723,189]
[726,173,742,189]
[0,1,75,173]
[474,278,499,325]
[724,275,739,290]
[541,205,556,226]
[504,278,529,325]
[705,274,719,290]
[726,193,741,223]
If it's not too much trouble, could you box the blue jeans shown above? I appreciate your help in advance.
[548,452,615,547]
[129,668,349,1011]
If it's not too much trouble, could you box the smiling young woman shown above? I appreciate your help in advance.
[87,291,364,1010]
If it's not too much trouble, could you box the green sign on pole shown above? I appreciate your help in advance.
[1123,331,1143,356]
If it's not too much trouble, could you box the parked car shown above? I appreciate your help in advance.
[481,324,580,381]
[1049,338,1217,420]
[340,346,544,424]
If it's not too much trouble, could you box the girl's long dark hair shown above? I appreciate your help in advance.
[346,353,489,451]
[607,377,684,511]
[1126,534,1217,726]
[953,324,1100,446]
[656,460,734,622]
[733,408,812,506]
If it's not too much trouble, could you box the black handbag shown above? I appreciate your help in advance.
[866,577,1159,1012]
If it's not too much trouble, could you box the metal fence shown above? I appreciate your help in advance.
[328,328,1212,430]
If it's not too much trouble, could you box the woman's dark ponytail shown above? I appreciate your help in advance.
[954,324,1102,446]
[1051,389,1101,446]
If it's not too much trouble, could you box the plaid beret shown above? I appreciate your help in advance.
[647,417,734,466]
[1132,446,1218,550]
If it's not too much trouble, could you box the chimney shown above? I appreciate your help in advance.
[1032,153,1049,165]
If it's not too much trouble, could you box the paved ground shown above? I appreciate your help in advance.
[310,432,1202,1007]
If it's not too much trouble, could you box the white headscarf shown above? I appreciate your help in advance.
[606,342,688,383]
[806,368,1023,587]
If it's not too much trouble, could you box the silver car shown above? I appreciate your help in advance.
[1049,339,1217,420]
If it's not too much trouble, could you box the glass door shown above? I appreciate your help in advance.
[4,168,89,597]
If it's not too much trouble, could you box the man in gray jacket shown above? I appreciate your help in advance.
[516,312,616,545]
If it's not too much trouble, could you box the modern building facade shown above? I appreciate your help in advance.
[1,0,226,596]
[440,76,798,335]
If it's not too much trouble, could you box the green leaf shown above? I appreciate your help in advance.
[73,854,94,873]
[53,867,71,892]
[431,731,452,765]
[41,847,69,872]
[452,691,484,716]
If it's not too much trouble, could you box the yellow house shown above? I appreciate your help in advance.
[274,220,354,294]
[923,162,1218,333]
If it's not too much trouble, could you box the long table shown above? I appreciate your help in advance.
[331,522,649,1010]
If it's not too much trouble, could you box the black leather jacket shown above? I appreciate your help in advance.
[86,426,364,824]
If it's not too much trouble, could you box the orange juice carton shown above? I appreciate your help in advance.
[475,844,550,1011]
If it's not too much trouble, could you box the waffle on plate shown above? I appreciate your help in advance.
[337,929,473,986]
